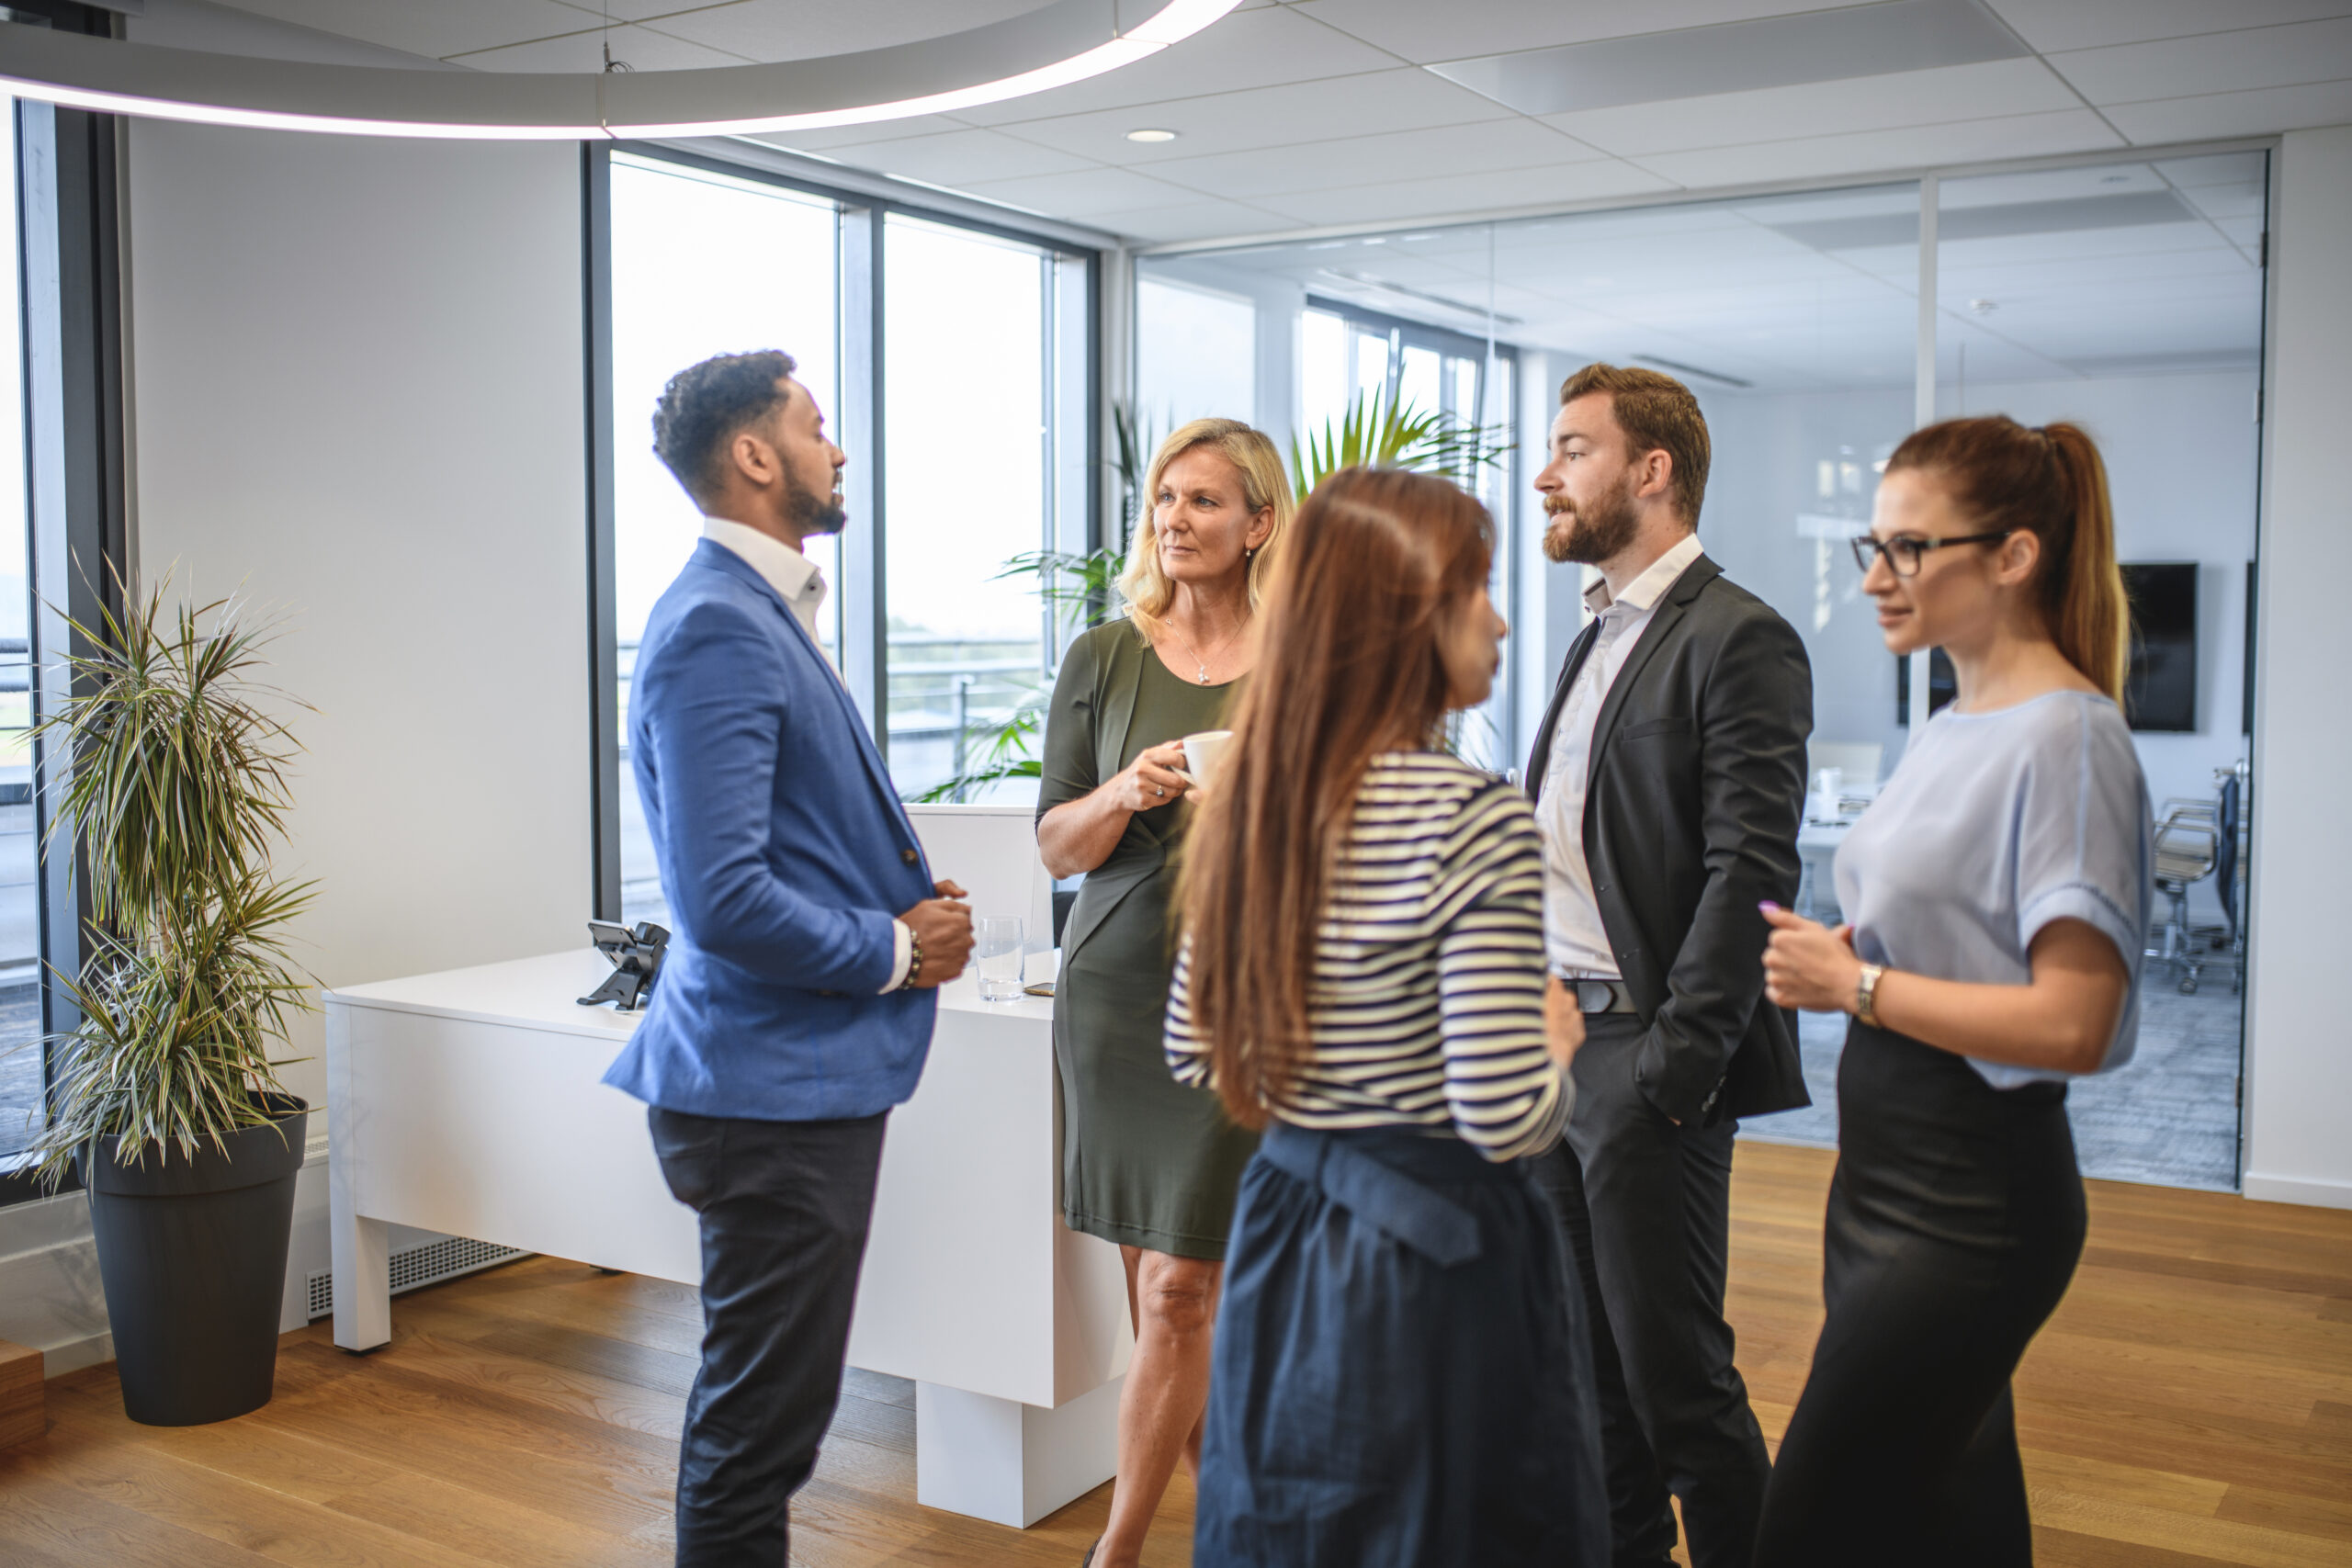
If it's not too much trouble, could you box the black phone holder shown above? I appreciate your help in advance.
[577,919,670,1011]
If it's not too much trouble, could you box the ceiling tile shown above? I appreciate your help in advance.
[2101,77,2352,141]
[2049,17,2352,104]
[989,68,1513,164]
[785,127,1099,186]
[1097,198,1306,244]
[1537,58,2080,156]
[1300,0,1890,66]
[638,0,1052,62]
[1142,118,1600,201]
[956,165,1208,219]
[209,0,597,60]
[129,1,458,68]
[749,114,978,152]
[1431,0,2030,117]
[954,5,1398,127]
[1981,0,2352,53]
[1628,108,2124,187]
[1258,159,1677,227]
[451,22,750,70]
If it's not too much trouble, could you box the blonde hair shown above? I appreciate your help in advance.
[1118,419,1295,642]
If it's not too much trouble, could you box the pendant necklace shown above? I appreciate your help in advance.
[1167,619,1245,684]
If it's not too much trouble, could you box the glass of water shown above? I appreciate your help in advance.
[976,915,1025,1001]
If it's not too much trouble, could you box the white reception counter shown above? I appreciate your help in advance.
[323,945,1131,1529]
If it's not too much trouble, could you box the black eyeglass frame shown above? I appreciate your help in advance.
[1849,529,2014,578]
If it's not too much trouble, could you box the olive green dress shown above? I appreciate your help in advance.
[1037,621,1259,1260]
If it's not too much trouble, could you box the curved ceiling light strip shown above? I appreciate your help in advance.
[0,0,1239,141]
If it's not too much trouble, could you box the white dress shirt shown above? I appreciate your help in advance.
[1538,531,1705,979]
[701,517,914,993]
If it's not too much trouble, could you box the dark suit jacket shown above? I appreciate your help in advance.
[1526,551,1813,1125]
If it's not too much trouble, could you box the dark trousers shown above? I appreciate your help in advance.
[1532,1015,1770,1568]
[1753,1024,2086,1568]
[649,1106,888,1568]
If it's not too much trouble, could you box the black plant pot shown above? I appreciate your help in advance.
[78,1093,308,1426]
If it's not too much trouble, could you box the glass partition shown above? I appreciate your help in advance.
[1932,152,2266,1189]
[1136,155,2263,1190]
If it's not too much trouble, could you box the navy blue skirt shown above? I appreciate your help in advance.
[1193,1122,1610,1568]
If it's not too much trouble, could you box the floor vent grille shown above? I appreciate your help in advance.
[307,1235,531,1321]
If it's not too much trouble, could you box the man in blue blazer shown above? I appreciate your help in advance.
[602,350,973,1567]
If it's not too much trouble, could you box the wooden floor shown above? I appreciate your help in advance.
[5,1142,2350,1567]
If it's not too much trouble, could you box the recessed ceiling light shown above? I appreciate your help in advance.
[1126,128,1179,142]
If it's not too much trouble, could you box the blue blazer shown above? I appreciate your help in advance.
[602,538,938,1122]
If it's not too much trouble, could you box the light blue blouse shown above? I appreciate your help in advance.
[1833,690,2154,1089]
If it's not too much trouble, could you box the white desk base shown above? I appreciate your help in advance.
[324,950,1131,1529]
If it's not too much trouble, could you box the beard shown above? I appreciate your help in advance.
[1542,472,1642,565]
[785,470,847,537]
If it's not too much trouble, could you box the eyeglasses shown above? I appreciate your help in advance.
[1849,530,2013,578]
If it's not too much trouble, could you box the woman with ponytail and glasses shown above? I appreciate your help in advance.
[1166,468,1608,1567]
[1752,418,2153,1567]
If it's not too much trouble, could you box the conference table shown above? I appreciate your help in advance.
[322,812,1131,1529]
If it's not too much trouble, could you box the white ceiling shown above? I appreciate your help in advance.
[162,0,2352,245]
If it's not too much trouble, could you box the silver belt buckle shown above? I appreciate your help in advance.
[1575,979,1617,1014]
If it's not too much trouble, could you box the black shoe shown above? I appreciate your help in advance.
[1081,1540,1100,1567]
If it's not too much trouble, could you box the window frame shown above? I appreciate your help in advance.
[585,141,1102,919]
[0,48,132,1201]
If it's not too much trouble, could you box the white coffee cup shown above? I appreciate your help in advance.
[1182,729,1235,797]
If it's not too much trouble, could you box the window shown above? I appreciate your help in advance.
[881,216,1060,805]
[594,152,1097,917]
[1136,275,1254,434]
[607,154,842,927]
[0,104,34,1163]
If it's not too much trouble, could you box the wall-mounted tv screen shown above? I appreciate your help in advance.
[2120,561,2197,733]
[1896,562,2199,732]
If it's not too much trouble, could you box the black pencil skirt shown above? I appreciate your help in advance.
[1754,1022,2088,1568]
[1193,1121,1610,1568]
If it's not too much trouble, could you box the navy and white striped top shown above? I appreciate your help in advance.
[1164,751,1570,1162]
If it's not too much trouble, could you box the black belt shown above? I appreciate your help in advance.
[1564,976,1638,1015]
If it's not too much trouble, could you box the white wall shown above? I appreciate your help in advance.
[0,123,591,1367]
[2245,124,2352,1210]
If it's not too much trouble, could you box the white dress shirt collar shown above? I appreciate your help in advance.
[1581,529,1704,619]
[702,517,828,645]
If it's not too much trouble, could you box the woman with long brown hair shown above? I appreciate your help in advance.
[1165,468,1608,1566]
[1035,418,1292,1568]
[1753,417,2153,1566]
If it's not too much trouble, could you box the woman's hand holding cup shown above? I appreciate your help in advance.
[1114,741,1193,814]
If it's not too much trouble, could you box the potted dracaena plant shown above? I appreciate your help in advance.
[20,581,316,1426]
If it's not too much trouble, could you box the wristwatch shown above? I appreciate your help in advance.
[1855,962,1885,1028]
[897,925,924,992]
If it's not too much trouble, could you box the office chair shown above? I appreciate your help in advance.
[2149,797,2219,994]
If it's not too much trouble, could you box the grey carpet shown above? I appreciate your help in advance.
[1741,985,2244,1192]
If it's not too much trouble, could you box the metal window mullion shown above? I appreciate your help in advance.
[1905,175,1938,737]
[582,143,620,921]
[839,205,887,752]
[20,99,125,1176]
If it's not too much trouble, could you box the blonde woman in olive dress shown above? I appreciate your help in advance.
[1035,419,1294,1568]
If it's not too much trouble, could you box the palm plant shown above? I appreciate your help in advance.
[17,581,314,1187]
[1289,385,1512,502]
